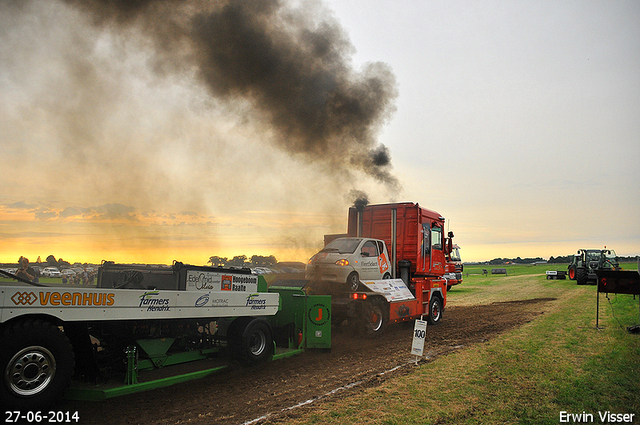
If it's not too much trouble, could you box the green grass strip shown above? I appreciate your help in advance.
[287,269,640,424]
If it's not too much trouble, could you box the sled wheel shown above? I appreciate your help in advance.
[230,318,273,364]
[1,319,75,410]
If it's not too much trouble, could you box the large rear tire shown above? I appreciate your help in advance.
[360,297,387,338]
[1,319,75,410]
[576,268,588,285]
[229,318,273,364]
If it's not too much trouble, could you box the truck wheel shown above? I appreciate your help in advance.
[383,273,391,279]
[568,267,576,280]
[360,297,387,338]
[576,268,587,285]
[346,272,360,291]
[230,318,273,364]
[1,319,75,410]
[427,296,443,325]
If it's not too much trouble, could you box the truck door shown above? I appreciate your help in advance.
[420,222,444,275]
[430,223,444,275]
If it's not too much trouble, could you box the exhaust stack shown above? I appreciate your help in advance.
[391,208,397,278]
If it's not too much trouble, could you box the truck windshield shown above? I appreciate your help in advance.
[322,238,361,254]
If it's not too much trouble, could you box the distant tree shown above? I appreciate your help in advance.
[549,255,572,263]
[620,255,639,262]
[208,256,228,267]
[250,255,277,267]
[227,255,248,267]
[46,255,57,266]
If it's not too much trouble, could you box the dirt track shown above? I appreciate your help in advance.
[62,298,554,424]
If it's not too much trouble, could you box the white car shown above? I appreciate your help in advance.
[42,267,62,278]
[61,269,76,278]
[305,237,391,291]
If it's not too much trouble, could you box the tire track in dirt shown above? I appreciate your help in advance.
[63,298,554,425]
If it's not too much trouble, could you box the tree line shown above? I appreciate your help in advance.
[2,255,75,268]
[482,254,639,265]
[208,255,277,268]
[483,257,546,265]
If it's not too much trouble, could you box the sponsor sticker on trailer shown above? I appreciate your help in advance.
[186,271,258,292]
[11,290,116,307]
[245,293,268,310]
[139,291,170,312]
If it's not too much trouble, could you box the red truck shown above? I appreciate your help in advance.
[307,202,456,336]
[444,240,463,291]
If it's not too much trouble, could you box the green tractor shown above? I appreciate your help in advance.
[568,249,620,285]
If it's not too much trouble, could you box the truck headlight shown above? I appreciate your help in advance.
[335,259,349,266]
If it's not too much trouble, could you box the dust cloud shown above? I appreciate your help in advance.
[0,0,401,261]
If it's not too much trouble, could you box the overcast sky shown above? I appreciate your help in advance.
[1,0,638,265]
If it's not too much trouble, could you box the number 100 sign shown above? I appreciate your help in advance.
[411,319,428,357]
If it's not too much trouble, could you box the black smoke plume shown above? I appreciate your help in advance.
[349,189,369,211]
[63,0,400,189]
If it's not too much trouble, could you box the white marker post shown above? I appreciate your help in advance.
[411,319,428,364]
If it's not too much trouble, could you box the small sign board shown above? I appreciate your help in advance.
[411,319,428,358]
[361,279,415,302]
[596,270,640,295]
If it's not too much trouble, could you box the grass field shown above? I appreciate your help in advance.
[285,263,640,424]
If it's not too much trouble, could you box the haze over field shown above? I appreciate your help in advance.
[1,0,638,264]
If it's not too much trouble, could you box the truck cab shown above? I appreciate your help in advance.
[305,237,391,291]
[444,242,463,291]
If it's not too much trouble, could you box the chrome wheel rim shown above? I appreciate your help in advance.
[5,346,56,397]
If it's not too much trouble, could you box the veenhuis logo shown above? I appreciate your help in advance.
[11,291,115,306]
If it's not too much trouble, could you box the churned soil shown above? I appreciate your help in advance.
[62,298,554,425]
